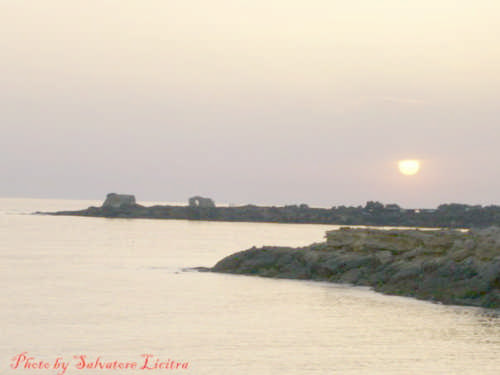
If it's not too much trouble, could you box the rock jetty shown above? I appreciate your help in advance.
[211,227,500,309]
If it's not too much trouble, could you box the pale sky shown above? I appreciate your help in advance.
[1,1,499,208]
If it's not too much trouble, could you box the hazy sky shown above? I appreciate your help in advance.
[1,1,499,208]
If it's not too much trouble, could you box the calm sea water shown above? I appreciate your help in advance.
[1,198,499,375]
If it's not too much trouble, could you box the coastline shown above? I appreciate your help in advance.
[37,198,500,228]
[41,194,500,309]
[209,227,500,309]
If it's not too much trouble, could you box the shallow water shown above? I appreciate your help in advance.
[1,198,499,374]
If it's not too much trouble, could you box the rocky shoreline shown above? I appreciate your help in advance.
[210,227,500,309]
[38,193,500,228]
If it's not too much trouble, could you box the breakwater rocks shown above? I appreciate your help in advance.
[211,227,500,309]
[43,194,500,228]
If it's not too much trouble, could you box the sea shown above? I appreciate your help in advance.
[1,198,499,375]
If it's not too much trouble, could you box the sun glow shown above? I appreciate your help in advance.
[398,160,420,176]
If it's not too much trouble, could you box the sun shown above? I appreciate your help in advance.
[398,159,420,176]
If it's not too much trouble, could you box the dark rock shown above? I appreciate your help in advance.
[184,267,211,272]
[209,227,500,309]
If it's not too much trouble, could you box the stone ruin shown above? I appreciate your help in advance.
[188,196,216,208]
[102,193,136,208]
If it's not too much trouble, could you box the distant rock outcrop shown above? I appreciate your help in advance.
[189,196,215,208]
[102,193,136,208]
[42,197,500,228]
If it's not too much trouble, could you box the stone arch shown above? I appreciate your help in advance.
[188,196,215,208]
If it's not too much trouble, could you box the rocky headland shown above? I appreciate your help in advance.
[210,227,500,309]
[40,193,500,228]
